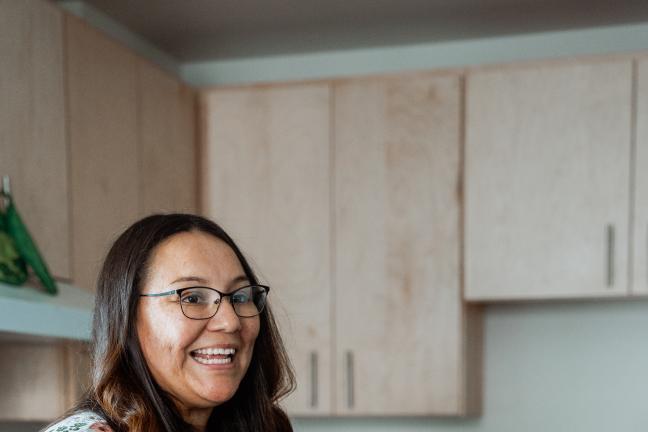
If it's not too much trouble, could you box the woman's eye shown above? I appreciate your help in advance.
[182,295,198,303]
[181,293,205,304]
[232,293,250,304]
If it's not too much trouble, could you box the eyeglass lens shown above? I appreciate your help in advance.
[179,285,267,319]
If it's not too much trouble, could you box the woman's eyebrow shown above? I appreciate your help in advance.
[170,274,249,287]
[170,276,209,285]
[229,274,250,288]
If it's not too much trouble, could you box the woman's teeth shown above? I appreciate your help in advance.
[192,347,236,365]
[194,356,231,365]
[194,348,236,355]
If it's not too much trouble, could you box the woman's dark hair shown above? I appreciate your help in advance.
[75,213,295,431]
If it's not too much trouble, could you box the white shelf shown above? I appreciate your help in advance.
[0,280,93,341]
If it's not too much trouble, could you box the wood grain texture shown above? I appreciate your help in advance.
[0,0,70,279]
[465,60,633,300]
[333,73,479,415]
[63,341,91,409]
[0,342,67,421]
[66,16,140,292]
[634,58,648,295]
[201,84,332,415]
[138,59,197,216]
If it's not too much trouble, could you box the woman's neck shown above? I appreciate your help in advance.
[182,407,212,432]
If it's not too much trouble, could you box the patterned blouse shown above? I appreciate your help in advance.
[44,411,114,432]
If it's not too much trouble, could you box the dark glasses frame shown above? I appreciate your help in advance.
[139,284,270,319]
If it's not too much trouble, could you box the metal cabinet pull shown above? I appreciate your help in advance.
[1,176,10,208]
[310,351,318,408]
[346,351,354,409]
[606,224,615,287]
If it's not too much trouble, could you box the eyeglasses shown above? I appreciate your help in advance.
[139,284,269,320]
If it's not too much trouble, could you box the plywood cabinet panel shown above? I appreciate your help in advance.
[138,59,197,215]
[333,74,479,415]
[66,16,140,292]
[67,19,198,291]
[0,0,70,279]
[465,60,633,300]
[202,74,481,417]
[634,58,648,295]
[202,84,332,415]
[0,340,90,422]
[0,343,66,421]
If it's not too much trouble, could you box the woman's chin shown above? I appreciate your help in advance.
[198,384,239,406]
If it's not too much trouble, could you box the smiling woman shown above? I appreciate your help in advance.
[42,214,295,432]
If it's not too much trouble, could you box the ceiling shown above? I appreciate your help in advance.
[76,0,648,62]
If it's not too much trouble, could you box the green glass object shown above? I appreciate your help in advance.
[0,210,28,285]
[4,196,57,294]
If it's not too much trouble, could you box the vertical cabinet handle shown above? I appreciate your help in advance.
[606,224,615,288]
[346,351,354,409]
[310,351,318,408]
[1,175,10,208]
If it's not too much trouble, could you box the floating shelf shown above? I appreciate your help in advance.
[0,280,93,341]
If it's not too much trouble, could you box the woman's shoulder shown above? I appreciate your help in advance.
[43,410,114,432]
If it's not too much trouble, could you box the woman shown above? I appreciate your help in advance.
[44,214,295,432]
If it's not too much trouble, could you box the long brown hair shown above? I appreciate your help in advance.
[75,214,295,431]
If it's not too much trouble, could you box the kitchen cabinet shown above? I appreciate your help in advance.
[67,17,198,292]
[201,83,333,416]
[201,74,482,416]
[0,338,90,422]
[465,59,633,301]
[66,15,140,292]
[0,0,92,424]
[0,0,197,424]
[138,59,197,215]
[333,73,481,415]
[634,58,648,295]
[0,0,70,279]
[0,278,93,421]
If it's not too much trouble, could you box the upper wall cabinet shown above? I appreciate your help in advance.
[634,58,648,295]
[66,16,141,292]
[138,59,197,215]
[201,84,333,416]
[465,60,633,300]
[0,0,70,279]
[201,74,482,417]
[66,17,197,292]
[333,73,480,416]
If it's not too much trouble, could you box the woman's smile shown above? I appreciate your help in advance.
[190,345,237,367]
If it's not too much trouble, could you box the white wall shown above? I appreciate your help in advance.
[181,22,648,87]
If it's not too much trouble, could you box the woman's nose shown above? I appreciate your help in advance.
[206,299,241,332]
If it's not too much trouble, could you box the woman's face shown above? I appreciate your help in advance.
[136,230,260,411]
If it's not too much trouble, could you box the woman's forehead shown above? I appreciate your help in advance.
[148,231,244,281]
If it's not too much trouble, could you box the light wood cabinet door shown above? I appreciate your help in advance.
[334,74,481,415]
[0,342,67,421]
[0,339,90,422]
[66,16,140,292]
[138,59,197,215]
[0,0,70,279]
[465,60,633,300]
[634,58,648,295]
[201,84,332,415]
